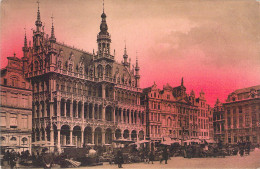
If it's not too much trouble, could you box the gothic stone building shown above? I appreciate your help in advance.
[0,55,33,153]
[22,4,146,150]
[142,80,212,144]
[223,85,260,145]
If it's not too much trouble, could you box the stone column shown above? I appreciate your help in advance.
[70,129,73,145]
[102,84,106,99]
[81,130,84,147]
[81,102,84,120]
[70,101,73,118]
[64,99,68,117]
[129,110,132,124]
[113,90,116,100]
[50,129,54,145]
[92,132,95,144]
[44,101,47,117]
[121,109,124,123]
[102,106,106,121]
[86,103,89,119]
[57,100,61,117]
[50,102,54,118]
[92,104,95,120]
[57,129,61,147]
[102,131,105,145]
[113,108,116,124]
[39,103,42,118]
[75,101,78,118]
[97,105,100,119]
[44,130,47,141]
[39,130,42,141]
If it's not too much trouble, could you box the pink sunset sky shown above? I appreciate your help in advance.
[1,0,260,106]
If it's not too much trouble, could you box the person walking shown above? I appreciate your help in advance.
[148,150,154,164]
[160,147,169,164]
[9,150,16,169]
[116,150,124,168]
[42,149,53,169]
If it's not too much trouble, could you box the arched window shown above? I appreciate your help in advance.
[10,137,17,141]
[34,61,38,70]
[22,137,28,144]
[105,65,111,77]
[1,137,5,141]
[97,65,103,77]
[167,117,172,127]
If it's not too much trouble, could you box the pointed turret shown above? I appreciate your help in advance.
[22,28,29,58]
[135,52,140,88]
[50,14,56,43]
[24,29,28,48]
[181,77,184,86]
[123,42,129,66]
[34,0,43,48]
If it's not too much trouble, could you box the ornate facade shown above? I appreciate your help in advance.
[0,55,32,153]
[142,79,213,144]
[223,85,260,144]
[22,3,145,150]
[213,99,225,142]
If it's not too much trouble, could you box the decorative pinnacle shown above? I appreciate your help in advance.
[37,0,40,21]
[51,14,54,26]
[24,27,27,47]
[181,77,184,86]
[50,13,55,40]
[124,40,127,55]
[135,51,139,68]
[103,0,104,13]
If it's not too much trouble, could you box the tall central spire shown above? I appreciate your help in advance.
[100,0,108,35]
[103,0,104,13]
[35,0,42,31]
[96,0,112,60]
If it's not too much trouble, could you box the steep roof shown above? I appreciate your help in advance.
[55,42,93,72]
[233,85,260,94]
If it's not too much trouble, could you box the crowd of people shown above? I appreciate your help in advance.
[1,141,258,168]
[2,149,30,169]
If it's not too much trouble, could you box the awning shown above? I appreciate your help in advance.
[32,141,52,146]
[204,139,216,144]
[136,140,150,144]
[112,139,134,144]
[61,144,76,148]
[161,140,181,145]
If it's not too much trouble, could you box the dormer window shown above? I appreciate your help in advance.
[79,67,83,74]
[69,64,73,72]
[57,61,62,69]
